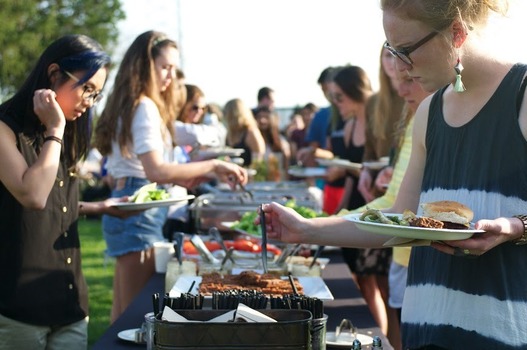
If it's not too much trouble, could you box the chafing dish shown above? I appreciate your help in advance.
[189,189,321,234]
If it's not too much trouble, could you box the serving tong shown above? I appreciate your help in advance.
[259,204,268,273]
[335,318,358,342]
[309,245,325,269]
[190,234,220,265]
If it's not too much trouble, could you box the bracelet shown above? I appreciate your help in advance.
[512,215,527,245]
[44,135,62,146]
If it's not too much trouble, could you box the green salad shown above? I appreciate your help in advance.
[129,182,170,203]
[231,200,327,236]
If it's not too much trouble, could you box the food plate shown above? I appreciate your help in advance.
[288,167,327,178]
[362,157,389,170]
[117,328,142,343]
[316,158,362,171]
[325,331,373,347]
[196,147,245,159]
[345,213,483,240]
[112,195,195,211]
[169,275,334,300]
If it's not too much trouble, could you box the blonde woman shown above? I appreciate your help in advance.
[223,98,265,167]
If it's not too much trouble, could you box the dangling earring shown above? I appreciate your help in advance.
[454,57,466,93]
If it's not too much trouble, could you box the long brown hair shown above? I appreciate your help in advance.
[95,31,184,157]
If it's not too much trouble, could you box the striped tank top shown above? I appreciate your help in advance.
[402,63,527,349]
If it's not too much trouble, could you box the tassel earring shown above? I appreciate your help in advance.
[454,58,466,93]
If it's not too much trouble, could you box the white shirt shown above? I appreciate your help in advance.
[106,97,173,179]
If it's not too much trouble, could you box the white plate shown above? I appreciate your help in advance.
[117,328,142,343]
[112,195,195,211]
[196,147,245,159]
[345,213,483,240]
[169,275,334,300]
[362,159,389,170]
[325,331,373,347]
[316,158,362,171]
[288,167,327,178]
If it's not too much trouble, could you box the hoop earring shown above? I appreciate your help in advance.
[454,58,466,93]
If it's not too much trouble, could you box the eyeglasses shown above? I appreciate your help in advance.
[64,71,103,105]
[384,31,439,65]
[191,105,206,112]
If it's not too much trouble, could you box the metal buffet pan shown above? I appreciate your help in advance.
[189,190,321,234]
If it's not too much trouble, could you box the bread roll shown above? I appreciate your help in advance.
[421,200,473,225]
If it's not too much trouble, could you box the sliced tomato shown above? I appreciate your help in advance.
[266,244,282,256]
[233,239,260,252]
[183,240,197,255]
[204,241,222,252]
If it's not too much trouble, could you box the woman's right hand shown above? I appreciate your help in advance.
[33,89,66,132]
[256,202,308,244]
[358,169,376,202]
[213,159,248,189]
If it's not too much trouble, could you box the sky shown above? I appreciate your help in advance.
[114,0,527,111]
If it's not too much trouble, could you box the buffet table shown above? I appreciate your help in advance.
[91,250,393,349]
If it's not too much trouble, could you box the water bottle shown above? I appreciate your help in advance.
[351,339,362,350]
[372,335,383,349]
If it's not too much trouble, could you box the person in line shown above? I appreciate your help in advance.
[94,31,247,322]
[296,67,335,168]
[251,86,275,115]
[339,73,432,350]
[287,103,318,164]
[258,1,527,348]
[323,65,392,334]
[0,34,134,349]
[253,105,291,180]
[223,98,266,167]
[336,44,404,341]
[175,84,226,150]
[358,45,406,202]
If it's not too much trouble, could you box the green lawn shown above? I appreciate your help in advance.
[78,217,115,348]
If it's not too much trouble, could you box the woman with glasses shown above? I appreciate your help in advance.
[0,34,133,349]
[174,84,227,151]
[94,31,247,322]
[259,0,527,349]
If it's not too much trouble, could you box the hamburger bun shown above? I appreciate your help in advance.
[421,201,473,228]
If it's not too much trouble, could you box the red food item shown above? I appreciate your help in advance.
[183,240,197,255]
[233,239,260,252]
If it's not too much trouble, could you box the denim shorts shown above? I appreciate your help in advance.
[103,177,168,257]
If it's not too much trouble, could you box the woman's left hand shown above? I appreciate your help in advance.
[99,196,144,218]
[431,217,522,256]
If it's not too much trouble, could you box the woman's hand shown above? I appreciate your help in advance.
[32,89,66,133]
[431,217,523,256]
[256,202,309,243]
[81,197,144,219]
[357,169,376,202]
[213,160,248,189]
[374,166,393,193]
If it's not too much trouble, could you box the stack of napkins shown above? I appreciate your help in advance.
[161,303,277,323]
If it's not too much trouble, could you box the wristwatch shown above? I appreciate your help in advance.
[512,215,527,245]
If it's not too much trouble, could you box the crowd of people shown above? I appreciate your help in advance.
[1,0,526,349]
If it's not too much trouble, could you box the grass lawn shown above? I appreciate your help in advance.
[78,217,115,348]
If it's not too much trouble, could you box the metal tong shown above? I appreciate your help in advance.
[190,234,220,264]
[309,245,325,269]
[172,231,185,266]
[335,318,357,341]
[238,181,254,202]
[209,227,235,264]
[259,204,268,273]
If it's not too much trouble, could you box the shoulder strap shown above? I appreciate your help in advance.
[517,74,527,115]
